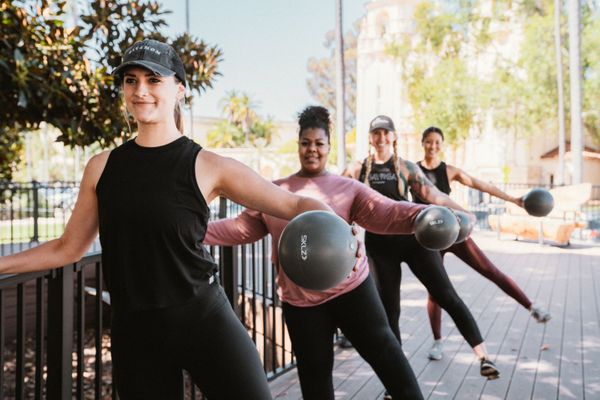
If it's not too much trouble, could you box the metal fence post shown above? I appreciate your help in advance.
[47,266,73,399]
[218,197,239,315]
[31,180,39,243]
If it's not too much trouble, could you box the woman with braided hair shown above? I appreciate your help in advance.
[344,115,500,383]
[416,126,551,361]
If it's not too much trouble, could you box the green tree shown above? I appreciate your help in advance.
[306,27,357,129]
[0,0,222,180]
[208,91,277,148]
[489,0,600,144]
[385,0,488,145]
[219,90,258,144]
[206,120,244,148]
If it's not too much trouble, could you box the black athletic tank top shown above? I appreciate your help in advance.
[358,156,407,201]
[96,136,218,312]
[413,161,451,204]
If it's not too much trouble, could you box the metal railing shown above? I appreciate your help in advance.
[1,180,599,398]
[0,192,294,399]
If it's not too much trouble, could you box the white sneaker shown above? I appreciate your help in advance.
[428,340,443,360]
[531,305,551,323]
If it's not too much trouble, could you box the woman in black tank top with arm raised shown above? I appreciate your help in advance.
[344,115,500,381]
[416,126,551,361]
[0,39,338,400]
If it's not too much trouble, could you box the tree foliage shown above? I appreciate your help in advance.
[386,0,487,144]
[207,91,277,148]
[306,27,357,130]
[489,0,600,144]
[0,0,222,180]
[386,0,600,146]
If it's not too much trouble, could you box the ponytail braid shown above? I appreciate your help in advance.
[392,139,405,198]
[363,145,374,187]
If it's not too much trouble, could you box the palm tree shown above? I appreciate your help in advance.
[219,91,258,144]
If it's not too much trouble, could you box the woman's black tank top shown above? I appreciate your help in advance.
[96,136,218,312]
[414,161,451,204]
[358,156,407,201]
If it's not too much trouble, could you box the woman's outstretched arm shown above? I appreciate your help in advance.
[0,152,109,274]
[196,150,332,220]
[447,164,524,207]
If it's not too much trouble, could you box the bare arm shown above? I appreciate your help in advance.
[196,151,332,220]
[205,210,269,246]
[0,152,108,274]
[406,161,468,212]
[350,182,427,234]
[341,160,363,179]
[449,165,524,207]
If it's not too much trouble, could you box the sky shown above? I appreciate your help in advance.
[158,0,369,122]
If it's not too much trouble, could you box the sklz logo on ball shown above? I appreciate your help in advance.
[300,234,308,261]
[428,219,444,226]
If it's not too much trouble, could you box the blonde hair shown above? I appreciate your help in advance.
[174,77,185,134]
[174,100,184,134]
[363,133,405,198]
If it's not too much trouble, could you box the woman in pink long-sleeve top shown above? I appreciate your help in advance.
[205,106,427,400]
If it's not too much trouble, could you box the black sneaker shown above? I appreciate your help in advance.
[480,358,500,380]
[383,390,392,399]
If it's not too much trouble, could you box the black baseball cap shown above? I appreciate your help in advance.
[369,115,395,132]
[112,39,186,86]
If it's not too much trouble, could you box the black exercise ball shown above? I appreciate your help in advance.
[454,210,474,243]
[414,206,460,251]
[278,211,358,291]
[523,188,554,217]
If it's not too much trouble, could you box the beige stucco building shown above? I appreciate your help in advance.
[355,0,600,186]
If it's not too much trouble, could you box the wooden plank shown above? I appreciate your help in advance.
[349,372,386,399]
[528,250,568,400]
[479,246,547,399]
[267,233,600,400]
[557,250,584,399]
[583,250,600,399]
[447,248,533,399]
[418,266,499,398]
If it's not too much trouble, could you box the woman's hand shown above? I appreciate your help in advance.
[512,196,525,208]
[351,224,364,273]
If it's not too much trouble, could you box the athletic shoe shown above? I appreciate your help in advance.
[480,358,500,380]
[531,305,551,323]
[383,390,392,399]
[428,340,443,360]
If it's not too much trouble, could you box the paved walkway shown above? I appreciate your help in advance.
[269,231,600,399]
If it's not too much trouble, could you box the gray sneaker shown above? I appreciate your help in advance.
[531,305,551,323]
[428,340,443,360]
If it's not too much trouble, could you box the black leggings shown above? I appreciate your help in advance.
[365,232,484,348]
[111,281,272,400]
[282,275,423,400]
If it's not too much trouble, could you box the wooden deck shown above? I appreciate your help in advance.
[269,231,600,399]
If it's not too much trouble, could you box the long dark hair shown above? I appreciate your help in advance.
[297,106,331,142]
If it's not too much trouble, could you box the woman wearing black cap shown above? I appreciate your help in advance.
[344,115,500,381]
[416,126,551,361]
[0,39,335,399]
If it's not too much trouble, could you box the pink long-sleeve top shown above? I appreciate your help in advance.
[204,173,426,307]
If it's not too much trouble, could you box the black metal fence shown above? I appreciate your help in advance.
[1,180,599,398]
[0,187,294,399]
